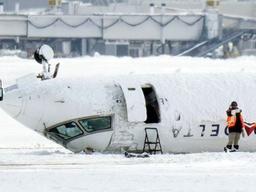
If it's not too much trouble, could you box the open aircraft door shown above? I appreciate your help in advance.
[119,81,147,122]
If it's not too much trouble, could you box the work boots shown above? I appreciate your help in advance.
[233,145,239,151]
[224,145,232,152]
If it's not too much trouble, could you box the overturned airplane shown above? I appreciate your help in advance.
[0,45,256,153]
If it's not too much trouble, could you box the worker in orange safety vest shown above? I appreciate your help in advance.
[224,101,245,152]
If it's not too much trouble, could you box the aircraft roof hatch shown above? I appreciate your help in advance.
[119,81,147,122]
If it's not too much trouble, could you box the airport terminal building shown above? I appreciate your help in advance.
[0,0,255,58]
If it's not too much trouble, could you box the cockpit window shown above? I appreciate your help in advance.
[49,122,83,140]
[79,116,111,133]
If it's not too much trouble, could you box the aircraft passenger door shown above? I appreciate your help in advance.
[119,81,147,122]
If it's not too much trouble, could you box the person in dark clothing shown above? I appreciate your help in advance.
[224,101,245,152]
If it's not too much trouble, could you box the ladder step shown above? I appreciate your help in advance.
[147,149,162,152]
[144,142,160,144]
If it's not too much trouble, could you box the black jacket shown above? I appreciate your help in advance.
[226,108,243,133]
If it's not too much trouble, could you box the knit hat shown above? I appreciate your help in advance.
[231,101,238,108]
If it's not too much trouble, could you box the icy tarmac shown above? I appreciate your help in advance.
[0,148,256,192]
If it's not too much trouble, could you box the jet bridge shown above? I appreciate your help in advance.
[1,11,256,57]
[0,14,204,41]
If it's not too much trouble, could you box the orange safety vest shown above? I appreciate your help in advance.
[227,114,244,128]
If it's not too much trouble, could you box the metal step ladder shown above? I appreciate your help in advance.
[143,127,163,154]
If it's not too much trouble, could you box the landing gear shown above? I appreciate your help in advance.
[34,44,60,80]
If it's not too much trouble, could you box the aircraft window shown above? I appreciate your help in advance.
[49,122,83,140]
[79,116,111,133]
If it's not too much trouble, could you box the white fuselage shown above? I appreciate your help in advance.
[1,70,256,153]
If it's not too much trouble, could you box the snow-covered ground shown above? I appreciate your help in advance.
[1,148,256,192]
[1,55,256,192]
